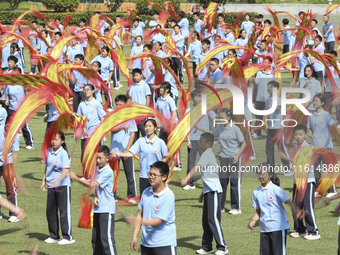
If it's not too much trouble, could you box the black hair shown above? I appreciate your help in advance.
[150,161,170,180]
[304,64,316,78]
[133,18,140,23]
[313,93,325,106]
[92,61,101,75]
[257,162,280,186]
[219,108,233,119]
[239,29,246,38]
[191,89,200,99]
[245,14,251,19]
[293,124,307,134]
[13,66,21,73]
[312,19,318,24]
[192,31,200,40]
[39,23,46,28]
[193,12,200,17]
[98,145,110,157]
[116,15,123,19]
[143,44,152,51]
[32,20,38,25]
[136,35,143,41]
[260,39,266,44]
[41,29,48,36]
[255,21,261,25]
[267,80,279,88]
[315,35,323,42]
[84,84,95,91]
[10,43,19,52]
[170,20,177,25]
[264,20,272,25]
[115,94,128,103]
[257,14,263,19]
[210,58,219,65]
[201,39,211,46]
[54,31,62,37]
[282,18,289,25]
[217,13,225,19]
[144,118,157,129]
[7,55,18,63]
[79,18,87,24]
[74,54,84,61]
[299,11,305,16]
[56,18,61,22]
[153,11,160,16]
[173,25,180,30]
[54,130,68,152]
[179,11,186,19]
[101,46,110,53]
[330,50,338,57]
[160,81,173,98]
[104,28,110,33]
[200,132,214,147]
[132,68,142,75]
[154,41,162,48]
[228,49,237,55]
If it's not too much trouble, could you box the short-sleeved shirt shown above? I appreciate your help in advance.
[172,34,185,56]
[91,55,114,81]
[297,55,311,81]
[252,181,290,232]
[66,45,84,62]
[163,71,178,98]
[1,44,11,68]
[156,95,177,121]
[214,124,244,158]
[323,22,335,42]
[131,25,144,47]
[254,49,270,64]
[47,104,60,122]
[283,26,291,45]
[194,19,204,34]
[0,106,7,126]
[94,164,115,214]
[188,41,202,63]
[72,70,88,92]
[110,120,137,153]
[151,33,165,44]
[241,21,255,37]
[307,109,334,148]
[2,85,25,111]
[130,45,144,69]
[197,52,209,81]
[304,79,322,111]
[45,147,70,188]
[225,32,235,45]
[210,69,224,86]
[197,148,223,194]
[313,44,325,73]
[13,52,24,73]
[292,140,315,183]
[77,99,106,138]
[216,23,226,39]
[28,29,38,48]
[142,58,155,85]
[0,125,13,166]
[37,37,51,55]
[255,71,274,102]
[265,97,282,129]
[138,186,176,247]
[129,136,169,178]
[325,62,340,92]
[129,81,151,105]
[235,38,248,59]
[74,27,90,48]
[185,106,216,140]
[178,18,189,38]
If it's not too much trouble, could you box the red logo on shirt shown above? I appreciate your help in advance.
[140,90,142,93]
[54,160,59,165]
[154,150,158,154]
[164,105,168,108]
[91,109,95,114]
[154,205,160,211]
[320,121,324,125]
[268,195,274,201]
[228,135,232,139]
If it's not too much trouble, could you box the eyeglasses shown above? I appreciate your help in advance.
[147,173,163,179]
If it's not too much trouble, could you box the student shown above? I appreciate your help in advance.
[225,27,235,45]
[27,21,38,74]
[312,35,325,84]
[151,25,166,45]
[241,14,255,38]
[128,68,151,139]
[44,104,60,132]
[310,19,322,37]
[112,118,168,195]
[181,133,228,255]
[323,14,335,53]
[2,64,34,149]
[214,108,246,214]
[77,84,106,160]
[196,39,211,85]
[128,19,144,48]
[91,61,103,103]
[216,14,226,39]
[74,19,89,53]
[184,31,202,76]
[193,12,204,37]
[141,44,155,88]
[249,163,302,255]
[0,195,25,221]
[253,40,270,64]
[209,58,223,86]
[70,54,87,112]
[307,93,337,185]
[171,25,185,84]
[290,124,320,240]
[66,39,84,63]
[212,35,224,64]
[302,65,322,111]
[37,30,51,56]
[10,43,24,74]
[154,41,167,59]
[41,131,74,245]
[130,161,177,254]
[71,145,117,254]
[162,58,179,105]
[91,46,114,110]
[149,12,160,41]
[110,95,137,202]
[183,90,216,190]
[234,29,248,60]
[178,11,189,47]
[324,51,340,116]
[282,18,291,54]
[130,36,144,70]
[265,81,290,169]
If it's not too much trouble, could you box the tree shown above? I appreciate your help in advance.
[7,0,23,11]
[41,0,80,12]
[105,0,125,13]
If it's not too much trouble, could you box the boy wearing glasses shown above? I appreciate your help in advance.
[181,133,228,255]
[131,161,177,254]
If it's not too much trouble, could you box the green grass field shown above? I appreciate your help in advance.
[1,27,340,254]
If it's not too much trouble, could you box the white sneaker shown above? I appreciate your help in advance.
[127,198,136,204]
[183,185,195,190]
[215,249,228,255]
[249,156,256,160]
[314,192,321,198]
[228,209,242,215]
[29,72,34,75]
[304,234,321,240]
[290,232,307,238]
[172,166,182,171]
[252,133,261,138]
[8,216,19,222]
[326,192,337,198]
[196,248,215,254]
[58,239,75,245]
[45,237,59,244]
[118,82,123,88]
[221,209,225,213]
[107,108,114,112]
[25,145,34,150]
[0,215,2,219]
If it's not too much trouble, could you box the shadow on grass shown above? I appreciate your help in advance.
[22,173,41,181]
[0,227,21,236]
[26,232,49,241]
[22,157,41,163]
[18,251,49,255]
[177,235,201,250]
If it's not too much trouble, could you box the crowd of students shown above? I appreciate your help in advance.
[1,8,340,255]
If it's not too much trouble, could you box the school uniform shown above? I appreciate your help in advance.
[0,125,17,217]
[151,33,166,45]
[297,55,310,88]
[304,79,322,111]
[194,19,204,36]
[71,70,88,112]
[91,55,114,109]
[216,23,226,39]
[214,124,244,210]
[254,71,275,136]
[196,52,209,86]
[66,44,84,63]
[209,69,224,86]
[225,32,235,45]
[163,70,178,104]
[241,21,255,37]
[185,107,216,187]
[92,164,117,255]
[130,45,144,69]
[46,104,60,132]
[74,27,90,52]
[110,120,138,198]
[149,20,159,41]
[1,44,10,69]
[77,99,106,158]
[252,181,290,255]
[12,52,24,74]
[187,41,202,76]
[143,58,155,86]
[2,84,34,147]
[254,49,270,64]
[130,25,143,48]
[292,141,319,235]
[313,44,325,83]
[282,26,291,54]
[129,136,168,195]
[45,147,73,241]
[178,18,189,39]
[156,95,177,142]
[128,81,151,139]
[171,33,185,84]
[234,38,248,59]
[323,22,335,53]
[265,97,290,168]
[198,148,227,253]
[37,36,51,56]
[139,185,177,255]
